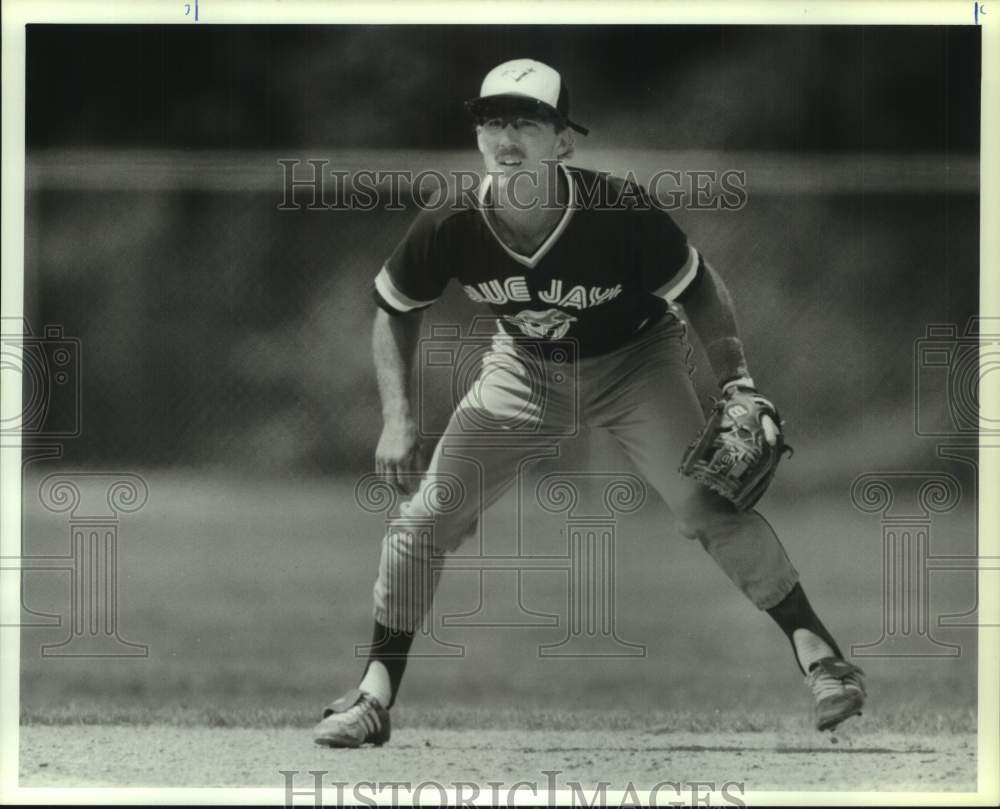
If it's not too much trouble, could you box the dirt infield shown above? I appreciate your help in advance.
[20,725,976,792]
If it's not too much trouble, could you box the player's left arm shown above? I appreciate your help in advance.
[674,253,750,389]
[671,253,780,445]
[633,191,778,442]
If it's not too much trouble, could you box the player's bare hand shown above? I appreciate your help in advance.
[375,418,424,494]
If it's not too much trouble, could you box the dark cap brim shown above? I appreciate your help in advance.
[464,94,589,136]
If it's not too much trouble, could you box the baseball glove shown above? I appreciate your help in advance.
[679,386,793,511]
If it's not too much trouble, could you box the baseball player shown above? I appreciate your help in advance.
[313,59,866,747]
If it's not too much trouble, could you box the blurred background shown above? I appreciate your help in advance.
[19,25,982,729]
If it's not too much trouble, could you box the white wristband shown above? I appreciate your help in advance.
[722,376,756,393]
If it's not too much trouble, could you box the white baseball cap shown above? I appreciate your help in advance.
[464,58,589,135]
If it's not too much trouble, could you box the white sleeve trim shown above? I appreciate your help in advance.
[654,244,700,302]
[374,266,437,312]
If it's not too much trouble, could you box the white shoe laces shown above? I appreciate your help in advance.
[807,666,863,701]
[340,694,383,736]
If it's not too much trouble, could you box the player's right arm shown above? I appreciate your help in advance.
[372,307,424,493]
[370,208,452,493]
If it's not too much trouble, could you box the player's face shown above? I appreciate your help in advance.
[476,115,569,179]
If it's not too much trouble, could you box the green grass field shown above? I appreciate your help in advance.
[19,470,978,735]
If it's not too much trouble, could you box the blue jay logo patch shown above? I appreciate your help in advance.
[503,308,577,340]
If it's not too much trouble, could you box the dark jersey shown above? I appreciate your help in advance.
[373,164,701,358]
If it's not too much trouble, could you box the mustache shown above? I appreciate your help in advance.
[495,149,525,160]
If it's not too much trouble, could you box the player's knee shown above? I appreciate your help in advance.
[384,520,444,558]
[394,478,480,552]
[674,489,740,541]
[384,513,478,557]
